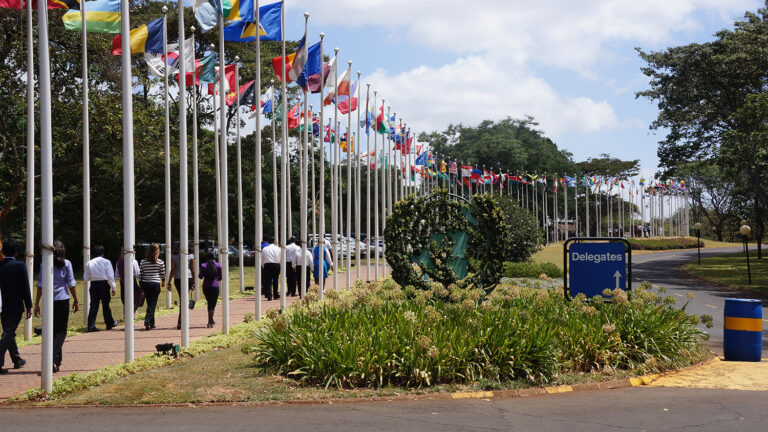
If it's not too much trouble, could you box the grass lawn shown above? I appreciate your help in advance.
[532,236,741,269]
[682,250,768,296]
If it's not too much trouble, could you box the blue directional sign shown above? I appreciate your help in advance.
[568,242,627,298]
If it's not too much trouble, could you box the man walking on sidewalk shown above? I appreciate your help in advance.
[0,238,32,374]
[84,245,118,332]
[261,236,281,301]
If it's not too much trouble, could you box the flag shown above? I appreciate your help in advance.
[298,109,313,131]
[324,68,349,106]
[375,103,388,134]
[111,17,164,55]
[364,102,375,135]
[414,152,427,166]
[226,80,255,106]
[461,165,472,177]
[272,35,308,83]
[470,169,482,180]
[319,57,338,98]
[146,38,195,78]
[207,64,237,94]
[286,103,300,129]
[194,0,233,33]
[309,57,335,94]
[176,54,214,86]
[337,79,359,114]
[296,41,321,91]
[340,132,354,153]
[224,1,282,42]
[62,0,119,33]
[0,0,21,9]
[198,54,216,83]
[439,161,447,173]
[324,123,335,143]
[2,0,79,8]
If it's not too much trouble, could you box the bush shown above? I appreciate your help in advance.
[504,261,563,278]
[629,237,703,250]
[493,195,542,262]
[248,280,708,389]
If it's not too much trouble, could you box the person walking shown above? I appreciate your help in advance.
[139,243,165,331]
[261,236,280,301]
[84,244,118,332]
[33,240,79,373]
[116,247,143,313]
[292,240,312,298]
[0,238,33,374]
[285,237,300,297]
[167,242,195,330]
[313,241,334,289]
[198,252,221,328]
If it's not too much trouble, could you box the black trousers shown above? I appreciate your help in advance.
[286,266,297,297]
[262,263,280,300]
[174,278,194,326]
[53,299,69,367]
[0,311,23,369]
[294,266,310,298]
[142,282,161,327]
[87,281,115,330]
[203,285,219,311]
[120,279,140,313]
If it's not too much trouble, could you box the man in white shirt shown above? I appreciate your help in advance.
[285,237,301,297]
[261,236,281,301]
[292,240,313,298]
[83,244,118,332]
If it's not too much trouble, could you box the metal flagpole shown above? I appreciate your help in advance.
[210,45,222,278]
[235,57,244,294]
[345,60,352,290]
[574,176,578,237]
[355,71,362,282]
[387,106,392,216]
[254,0,262,319]
[310,103,316,251]
[218,13,230,332]
[178,4,190,348]
[331,48,339,292]
[586,180,590,236]
[318,33,326,300]
[38,0,54,393]
[191,26,200,303]
[381,100,387,272]
[271,79,278,244]
[24,0,34,340]
[120,0,136,365]
[365,83,371,280]
[81,0,91,327]
[373,91,380,280]
[564,177,568,239]
[300,88,308,298]
[163,7,172,310]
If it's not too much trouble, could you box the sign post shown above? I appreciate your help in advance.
[564,237,631,299]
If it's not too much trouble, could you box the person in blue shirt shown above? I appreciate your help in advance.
[0,238,33,374]
[33,240,79,373]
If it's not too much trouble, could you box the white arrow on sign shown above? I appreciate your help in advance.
[613,270,622,290]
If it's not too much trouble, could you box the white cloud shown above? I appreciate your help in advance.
[288,0,757,138]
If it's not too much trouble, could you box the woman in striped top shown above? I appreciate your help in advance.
[139,243,165,331]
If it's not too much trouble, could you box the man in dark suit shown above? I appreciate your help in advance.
[0,238,33,374]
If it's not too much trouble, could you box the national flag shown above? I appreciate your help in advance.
[490,171,499,184]
[207,64,237,94]
[324,68,349,106]
[337,79,359,114]
[375,103,388,134]
[470,168,482,180]
[461,165,472,177]
[226,80,255,107]
[272,35,308,83]
[224,1,282,42]
[324,123,335,143]
[1,0,79,8]
[249,85,275,118]
[298,109,313,131]
[62,0,119,33]
[146,38,195,78]
[0,0,21,9]
[194,0,233,33]
[340,132,354,153]
[439,161,447,173]
[296,41,322,91]
[111,17,164,55]
[176,54,214,86]
[414,152,427,166]
[309,57,335,94]
[364,103,375,135]
[286,103,300,129]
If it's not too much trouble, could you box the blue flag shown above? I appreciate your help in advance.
[296,41,321,90]
[414,151,427,166]
[223,1,283,42]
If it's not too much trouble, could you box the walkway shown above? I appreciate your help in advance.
[0,264,389,401]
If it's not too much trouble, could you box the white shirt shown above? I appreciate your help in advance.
[172,253,194,279]
[292,247,314,268]
[115,259,140,281]
[84,256,116,288]
[261,244,281,264]
[285,243,301,264]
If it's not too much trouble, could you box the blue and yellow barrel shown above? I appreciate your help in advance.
[723,298,763,362]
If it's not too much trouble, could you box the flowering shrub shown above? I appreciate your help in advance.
[629,237,704,250]
[248,280,709,389]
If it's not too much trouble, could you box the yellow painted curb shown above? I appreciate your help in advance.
[544,385,573,394]
[630,374,659,386]
[450,391,494,399]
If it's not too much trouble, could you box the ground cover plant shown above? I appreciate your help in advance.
[682,250,768,296]
[250,279,710,389]
[629,237,703,250]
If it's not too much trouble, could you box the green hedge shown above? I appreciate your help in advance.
[249,280,708,389]
[629,237,703,250]
[504,261,563,278]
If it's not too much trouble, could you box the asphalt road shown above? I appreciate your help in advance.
[631,246,767,357]
[2,387,767,431]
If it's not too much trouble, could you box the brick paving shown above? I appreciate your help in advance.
[0,264,389,401]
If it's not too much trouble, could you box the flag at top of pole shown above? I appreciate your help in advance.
[224,0,283,42]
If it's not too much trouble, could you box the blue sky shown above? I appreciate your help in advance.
[271,0,762,178]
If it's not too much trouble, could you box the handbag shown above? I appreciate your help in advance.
[189,299,196,310]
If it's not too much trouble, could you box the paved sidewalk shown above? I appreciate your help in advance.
[0,264,389,401]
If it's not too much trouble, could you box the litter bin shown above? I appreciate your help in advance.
[723,298,763,362]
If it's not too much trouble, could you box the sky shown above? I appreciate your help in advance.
[272,0,762,179]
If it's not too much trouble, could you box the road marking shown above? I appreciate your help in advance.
[674,293,683,297]
[544,385,573,394]
[705,304,717,309]
[451,391,494,399]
